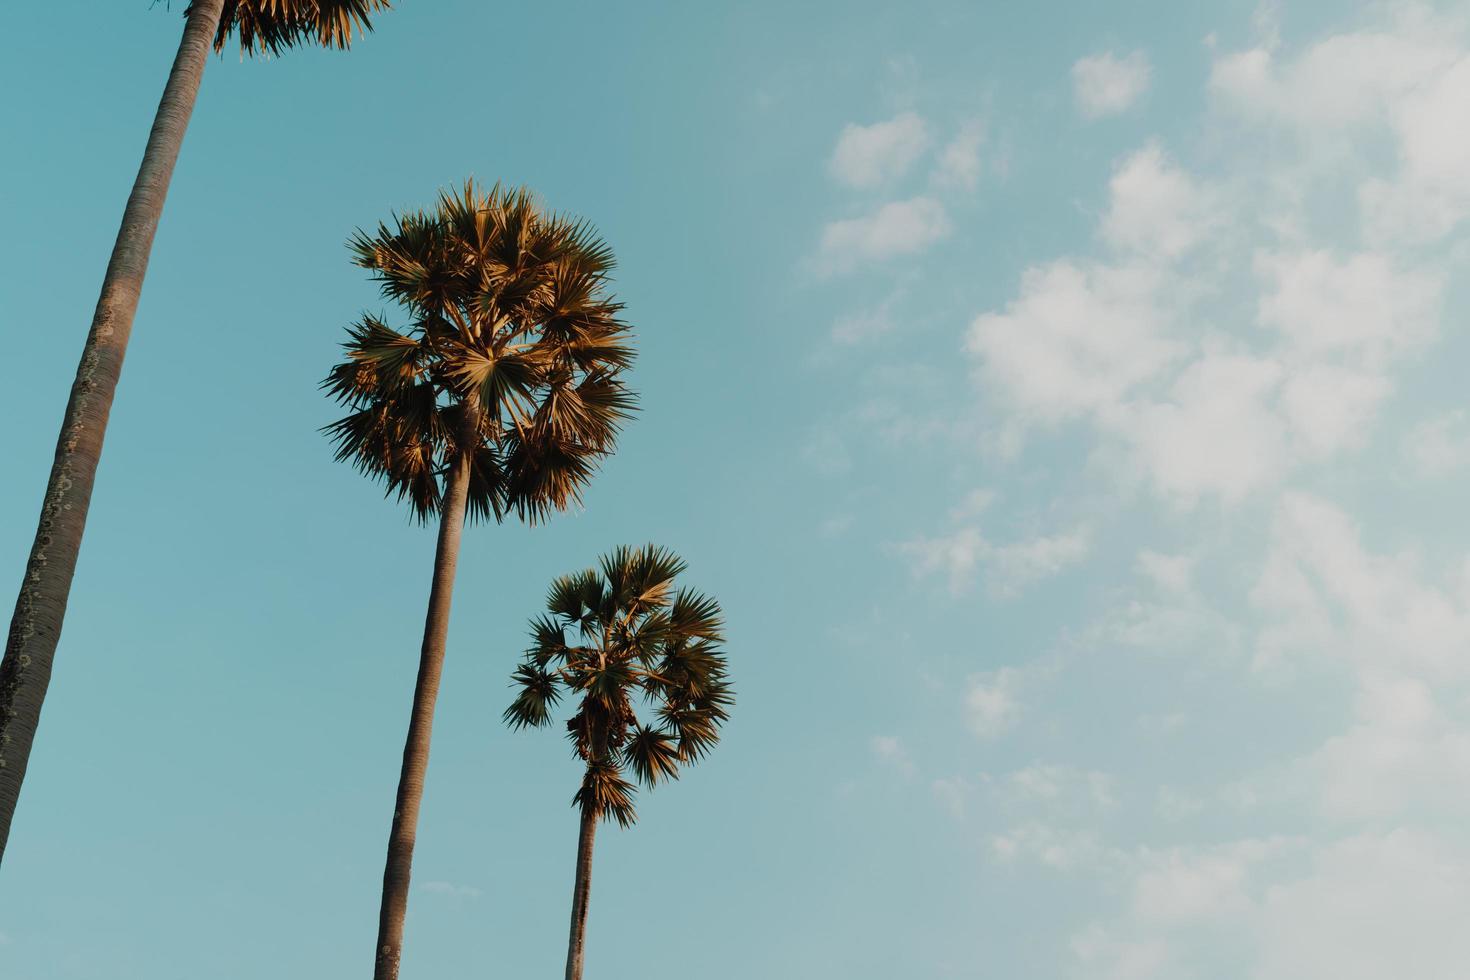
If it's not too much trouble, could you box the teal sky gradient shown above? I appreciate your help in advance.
[5,2,1465,978]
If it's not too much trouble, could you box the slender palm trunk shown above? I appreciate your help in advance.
[372,438,478,980]
[0,0,225,866]
[564,804,599,980]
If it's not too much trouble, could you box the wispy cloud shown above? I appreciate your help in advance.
[816,197,951,275]
[419,880,483,899]
[829,112,930,188]
[1072,50,1151,118]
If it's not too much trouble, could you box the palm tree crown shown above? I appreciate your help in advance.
[506,545,733,826]
[324,181,636,524]
[190,0,390,54]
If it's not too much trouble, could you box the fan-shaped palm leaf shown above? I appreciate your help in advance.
[205,0,389,54]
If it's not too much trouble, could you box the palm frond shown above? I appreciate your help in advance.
[657,703,723,762]
[669,589,725,642]
[446,343,540,422]
[622,726,681,788]
[501,435,599,525]
[624,609,671,666]
[322,401,442,521]
[464,445,507,524]
[624,545,687,613]
[504,664,561,730]
[204,0,390,56]
[657,640,731,702]
[546,570,599,623]
[574,759,638,827]
[527,614,571,666]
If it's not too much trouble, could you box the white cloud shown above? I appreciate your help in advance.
[1208,19,1470,245]
[1252,492,1470,680]
[965,667,1024,738]
[1130,839,1286,926]
[905,522,1090,595]
[1208,29,1453,130]
[1051,482,1470,976]
[967,260,1178,424]
[1101,144,1221,259]
[1121,352,1288,505]
[1253,831,1470,980]
[1136,551,1193,594]
[817,197,951,274]
[1073,51,1152,119]
[829,112,930,188]
[1277,365,1388,458]
[1254,249,1442,362]
[1304,673,1470,822]
[933,119,985,190]
[950,488,998,520]
[1236,490,1470,825]
[992,822,1114,871]
[1053,829,1470,980]
[818,513,854,537]
[987,529,1092,593]
[1363,55,1470,243]
[870,735,917,777]
[800,426,852,476]
[1006,764,1116,809]
[831,293,901,344]
[1405,409,1470,477]
[1155,787,1205,822]
[904,526,985,593]
[969,66,1445,506]
[817,9,1470,975]
[1097,549,1242,654]
[931,776,975,818]
[1070,924,1170,980]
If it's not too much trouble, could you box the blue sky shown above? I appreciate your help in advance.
[4,0,1469,977]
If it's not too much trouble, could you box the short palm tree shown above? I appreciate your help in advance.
[0,0,389,863]
[506,545,733,980]
[325,182,636,980]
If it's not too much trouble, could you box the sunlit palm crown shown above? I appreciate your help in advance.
[506,546,733,826]
[186,0,389,55]
[324,182,637,523]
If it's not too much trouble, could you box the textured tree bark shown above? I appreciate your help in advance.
[564,804,599,980]
[371,438,478,980]
[0,0,225,866]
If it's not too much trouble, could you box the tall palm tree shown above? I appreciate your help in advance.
[324,182,636,980]
[506,545,733,980]
[0,0,390,864]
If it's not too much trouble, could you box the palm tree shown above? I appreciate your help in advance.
[0,0,390,864]
[324,182,636,980]
[506,545,733,980]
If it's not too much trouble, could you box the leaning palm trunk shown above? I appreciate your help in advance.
[0,0,225,865]
[372,434,476,980]
[565,803,599,980]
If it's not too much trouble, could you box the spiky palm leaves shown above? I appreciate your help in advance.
[0,0,391,863]
[509,547,730,980]
[324,182,636,526]
[195,0,389,54]
[507,546,733,826]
